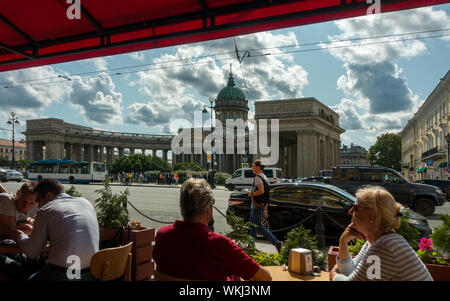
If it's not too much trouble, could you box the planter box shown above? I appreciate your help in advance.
[426,259,450,281]
[99,226,155,281]
[327,246,339,272]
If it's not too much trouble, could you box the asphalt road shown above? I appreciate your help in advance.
[2,181,449,252]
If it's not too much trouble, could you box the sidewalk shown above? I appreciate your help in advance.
[89,181,229,191]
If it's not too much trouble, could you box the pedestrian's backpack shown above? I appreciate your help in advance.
[253,174,270,207]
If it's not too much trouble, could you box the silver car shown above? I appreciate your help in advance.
[6,169,23,182]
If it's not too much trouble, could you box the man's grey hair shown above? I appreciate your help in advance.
[180,178,214,221]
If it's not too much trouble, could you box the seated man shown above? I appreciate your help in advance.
[153,178,272,281]
[0,181,38,236]
[5,179,99,281]
[0,181,39,281]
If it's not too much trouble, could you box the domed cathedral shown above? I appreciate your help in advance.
[214,68,251,174]
[214,70,249,124]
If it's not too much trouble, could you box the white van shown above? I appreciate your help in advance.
[225,167,284,191]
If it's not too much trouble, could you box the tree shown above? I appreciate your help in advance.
[367,133,402,171]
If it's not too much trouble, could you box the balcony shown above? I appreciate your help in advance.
[421,146,447,161]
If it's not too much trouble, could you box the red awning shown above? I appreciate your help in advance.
[0,0,448,72]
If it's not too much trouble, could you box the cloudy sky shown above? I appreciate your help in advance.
[1,4,449,151]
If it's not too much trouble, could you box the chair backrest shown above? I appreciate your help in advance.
[90,242,133,281]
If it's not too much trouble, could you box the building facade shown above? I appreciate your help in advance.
[400,70,450,181]
[0,139,26,162]
[340,144,370,166]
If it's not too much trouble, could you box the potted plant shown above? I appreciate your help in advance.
[94,179,155,281]
[416,238,450,281]
[417,215,450,281]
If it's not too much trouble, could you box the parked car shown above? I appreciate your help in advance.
[416,179,450,200]
[5,169,23,182]
[0,168,7,182]
[330,166,446,216]
[227,183,431,245]
[225,167,284,191]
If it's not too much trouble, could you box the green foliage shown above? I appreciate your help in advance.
[225,210,257,256]
[348,239,366,256]
[280,225,328,271]
[396,214,421,250]
[367,133,402,171]
[215,172,231,185]
[0,156,10,167]
[110,154,170,174]
[66,185,82,197]
[250,252,283,266]
[431,214,450,256]
[94,179,130,228]
[416,249,449,265]
[173,162,205,172]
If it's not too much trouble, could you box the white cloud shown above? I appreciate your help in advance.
[127,31,308,129]
[328,6,450,133]
[129,52,145,62]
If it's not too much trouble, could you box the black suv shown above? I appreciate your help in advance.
[416,179,450,200]
[331,166,446,216]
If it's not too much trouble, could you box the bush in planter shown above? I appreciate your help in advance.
[396,213,421,250]
[431,214,450,257]
[280,225,328,271]
[94,179,130,228]
[215,172,231,185]
[66,185,82,197]
[225,210,257,256]
[416,238,449,266]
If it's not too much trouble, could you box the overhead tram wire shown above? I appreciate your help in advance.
[2,28,450,89]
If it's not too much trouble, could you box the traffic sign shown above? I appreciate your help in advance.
[445,166,450,174]
[426,160,433,167]
[242,163,249,168]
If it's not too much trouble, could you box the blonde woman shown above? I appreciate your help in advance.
[330,186,432,281]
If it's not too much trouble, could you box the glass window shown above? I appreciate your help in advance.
[383,171,404,184]
[308,188,347,209]
[244,169,255,178]
[58,164,70,174]
[276,169,284,178]
[233,169,242,178]
[263,169,273,178]
[333,169,358,182]
[359,170,383,182]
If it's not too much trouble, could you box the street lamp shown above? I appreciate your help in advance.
[446,133,450,166]
[202,97,215,171]
[410,153,414,181]
[7,112,20,170]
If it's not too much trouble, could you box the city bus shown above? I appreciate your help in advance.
[28,160,107,184]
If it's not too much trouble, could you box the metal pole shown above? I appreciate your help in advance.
[315,207,326,250]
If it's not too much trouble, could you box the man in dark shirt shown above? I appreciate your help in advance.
[153,178,271,281]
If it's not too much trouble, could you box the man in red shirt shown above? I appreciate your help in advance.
[153,178,271,281]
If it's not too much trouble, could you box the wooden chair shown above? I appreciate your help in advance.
[90,242,133,281]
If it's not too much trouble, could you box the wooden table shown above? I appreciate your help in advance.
[265,266,330,281]
[0,244,21,254]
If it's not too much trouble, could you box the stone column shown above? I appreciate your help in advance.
[163,150,168,162]
[118,147,124,159]
[86,145,94,162]
[130,148,135,155]
[99,146,104,162]
[46,140,64,160]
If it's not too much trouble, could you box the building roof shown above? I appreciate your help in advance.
[0,139,26,148]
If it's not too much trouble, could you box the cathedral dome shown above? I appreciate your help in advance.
[215,72,249,118]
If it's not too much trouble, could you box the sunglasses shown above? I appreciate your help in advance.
[350,203,368,211]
